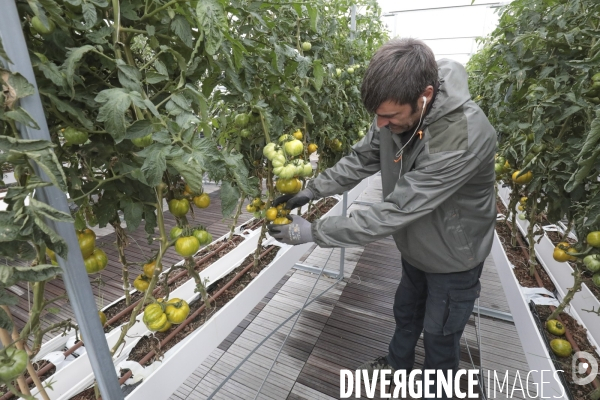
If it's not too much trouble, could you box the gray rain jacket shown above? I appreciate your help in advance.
[307,59,497,273]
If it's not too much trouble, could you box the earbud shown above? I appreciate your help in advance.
[422,96,427,110]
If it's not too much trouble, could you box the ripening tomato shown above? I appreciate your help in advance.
[143,303,169,332]
[552,242,577,262]
[193,193,210,209]
[133,274,150,292]
[265,208,278,221]
[292,129,303,140]
[587,231,600,247]
[78,229,96,258]
[307,143,318,154]
[174,236,200,257]
[246,204,256,213]
[283,140,303,157]
[165,298,190,324]
[512,170,533,185]
[273,217,291,225]
[143,260,158,278]
[168,199,190,217]
[99,311,107,327]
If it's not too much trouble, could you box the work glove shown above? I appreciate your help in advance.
[272,188,315,210]
[267,215,314,245]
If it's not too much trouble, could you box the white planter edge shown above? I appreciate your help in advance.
[491,231,567,398]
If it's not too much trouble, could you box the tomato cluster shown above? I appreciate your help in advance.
[76,229,108,274]
[265,204,291,225]
[263,130,316,197]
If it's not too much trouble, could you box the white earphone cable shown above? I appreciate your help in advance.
[395,96,427,171]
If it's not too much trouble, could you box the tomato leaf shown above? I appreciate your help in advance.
[0,242,36,261]
[313,60,324,92]
[0,37,12,65]
[117,62,144,93]
[3,108,39,131]
[6,73,35,100]
[29,198,73,223]
[126,120,153,140]
[0,307,13,332]
[82,2,97,27]
[220,181,240,217]
[43,92,94,130]
[196,0,227,56]
[11,265,62,283]
[121,198,143,232]
[141,145,169,187]
[171,15,193,48]
[0,212,22,242]
[95,88,133,142]
[63,45,95,97]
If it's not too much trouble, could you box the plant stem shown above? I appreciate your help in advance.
[547,265,583,321]
[19,281,45,346]
[113,219,132,306]
[2,306,51,400]
[0,323,31,397]
[110,185,168,356]
[507,190,519,248]
[527,193,538,277]
[72,172,132,201]
[112,0,122,60]
[560,218,574,242]
[229,197,245,240]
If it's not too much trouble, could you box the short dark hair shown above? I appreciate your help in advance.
[361,38,438,113]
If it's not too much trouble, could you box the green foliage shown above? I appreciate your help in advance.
[467,0,600,229]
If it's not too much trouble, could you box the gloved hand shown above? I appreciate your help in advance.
[267,215,314,245]
[272,188,315,210]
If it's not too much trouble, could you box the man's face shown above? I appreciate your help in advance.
[375,100,422,134]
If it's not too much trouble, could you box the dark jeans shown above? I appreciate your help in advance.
[387,258,483,399]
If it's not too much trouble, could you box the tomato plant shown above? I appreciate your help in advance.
[467,0,600,324]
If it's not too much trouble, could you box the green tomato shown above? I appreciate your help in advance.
[593,273,600,288]
[240,129,251,138]
[168,199,190,217]
[336,68,342,77]
[302,162,313,177]
[234,113,249,128]
[347,67,355,74]
[193,229,210,245]
[301,42,312,51]
[271,154,286,167]
[263,143,277,160]
[31,16,55,35]
[0,347,28,383]
[170,226,183,240]
[62,127,89,145]
[494,163,504,175]
[584,255,600,273]
[132,134,153,147]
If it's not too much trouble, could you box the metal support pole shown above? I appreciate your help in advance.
[0,5,124,400]
[349,5,357,65]
[337,192,348,279]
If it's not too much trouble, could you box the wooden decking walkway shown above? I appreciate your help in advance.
[170,176,536,400]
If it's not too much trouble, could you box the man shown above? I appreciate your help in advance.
[268,38,496,397]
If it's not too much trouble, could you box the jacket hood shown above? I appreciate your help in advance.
[423,59,472,126]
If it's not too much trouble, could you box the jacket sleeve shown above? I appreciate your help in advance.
[307,121,381,198]
[311,149,484,248]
